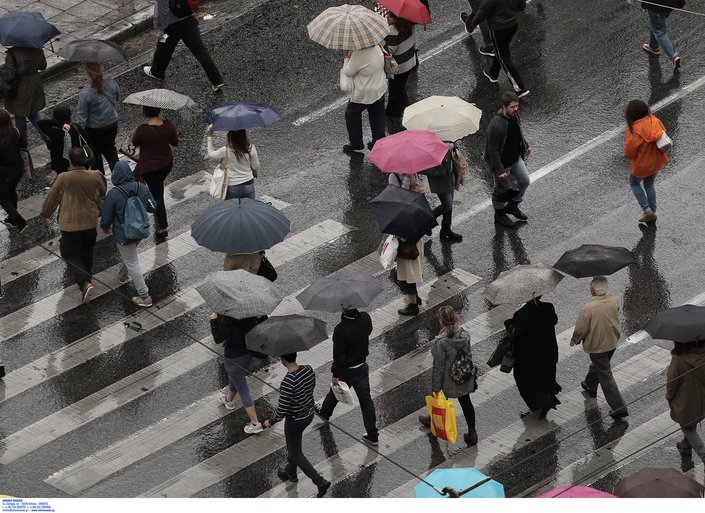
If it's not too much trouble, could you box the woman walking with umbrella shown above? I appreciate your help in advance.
[206,124,260,200]
[384,12,417,119]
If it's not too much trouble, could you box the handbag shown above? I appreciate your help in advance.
[425,391,457,444]
[380,45,399,78]
[76,133,95,165]
[656,131,673,153]
[20,148,34,179]
[331,381,357,406]
[396,239,419,260]
[499,350,515,373]
[486,335,511,368]
[257,251,278,282]
[452,148,467,190]
[339,61,353,94]
[119,131,140,161]
[379,234,399,270]
[209,149,229,199]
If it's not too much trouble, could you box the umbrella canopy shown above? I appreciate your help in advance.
[536,486,616,498]
[204,101,281,132]
[245,314,328,356]
[368,184,438,243]
[0,12,59,49]
[376,0,431,25]
[553,244,636,278]
[296,272,383,312]
[483,263,564,305]
[308,4,389,51]
[369,130,449,174]
[614,468,705,498]
[644,304,705,342]
[402,96,482,141]
[191,198,290,254]
[413,468,505,498]
[123,89,195,110]
[195,270,283,319]
[57,39,127,63]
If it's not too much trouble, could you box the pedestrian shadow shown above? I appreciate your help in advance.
[647,51,681,106]
[424,238,455,277]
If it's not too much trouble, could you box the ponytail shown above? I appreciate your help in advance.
[437,306,460,337]
[84,62,104,94]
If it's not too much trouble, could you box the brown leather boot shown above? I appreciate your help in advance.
[464,428,478,446]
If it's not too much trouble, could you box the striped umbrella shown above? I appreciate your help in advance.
[307,4,390,51]
[123,89,195,110]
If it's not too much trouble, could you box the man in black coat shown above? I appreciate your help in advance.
[317,308,379,445]
[641,0,681,70]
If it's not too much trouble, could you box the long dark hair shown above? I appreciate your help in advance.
[624,99,650,132]
[226,129,251,163]
[672,340,705,355]
[388,12,414,32]
[0,107,14,147]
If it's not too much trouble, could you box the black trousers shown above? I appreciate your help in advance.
[284,414,323,484]
[141,163,172,229]
[468,0,492,47]
[345,95,386,147]
[320,363,379,439]
[59,228,97,291]
[488,24,525,91]
[457,394,476,429]
[386,69,413,118]
[151,15,223,86]
[85,123,119,175]
[0,170,24,226]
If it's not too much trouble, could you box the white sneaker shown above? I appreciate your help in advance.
[244,422,263,434]
[212,83,225,92]
[143,66,162,80]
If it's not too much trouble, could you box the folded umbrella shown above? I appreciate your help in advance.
[195,270,283,319]
[296,272,383,312]
[644,304,705,342]
[413,468,504,498]
[0,12,59,49]
[376,0,431,25]
[191,198,290,254]
[57,39,127,63]
[204,101,281,132]
[483,263,563,305]
[308,4,389,51]
[369,130,449,174]
[123,89,195,110]
[368,184,437,243]
[536,486,616,498]
[553,244,636,278]
[245,314,328,356]
[614,468,705,498]
[402,96,481,141]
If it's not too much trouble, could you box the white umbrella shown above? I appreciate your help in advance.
[483,263,563,306]
[403,96,482,141]
[123,89,195,110]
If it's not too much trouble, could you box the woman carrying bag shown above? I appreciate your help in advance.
[206,125,260,200]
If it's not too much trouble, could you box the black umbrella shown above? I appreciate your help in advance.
[368,184,438,243]
[296,272,383,312]
[644,304,705,342]
[245,314,328,356]
[553,244,636,278]
[57,39,128,63]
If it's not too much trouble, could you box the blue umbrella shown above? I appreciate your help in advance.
[191,198,290,254]
[413,468,505,498]
[0,12,60,49]
[204,101,281,131]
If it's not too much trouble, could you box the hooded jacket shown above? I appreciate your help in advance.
[469,0,527,31]
[431,327,475,398]
[100,161,156,245]
[666,344,705,428]
[623,114,669,178]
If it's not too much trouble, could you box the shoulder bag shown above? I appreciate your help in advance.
[396,239,419,260]
[452,147,467,190]
[656,131,673,153]
[119,130,140,161]
[210,148,229,199]
[380,44,399,78]
[340,59,353,93]
[77,132,95,165]
[257,251,278,282]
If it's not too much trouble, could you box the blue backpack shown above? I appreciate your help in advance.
[116,184,150,240]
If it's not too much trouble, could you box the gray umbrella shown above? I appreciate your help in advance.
[483,263,563,305]
[123,89,196,110]
[245,314,328,356]
[553,244,636,278]
[644,305,705,342]
[195,270,283,319]
[57,39,127,63]
[296,272,383,312]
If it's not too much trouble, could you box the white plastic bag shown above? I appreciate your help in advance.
[379,234,399,270]
[656,131,673,153]
[339,60,353,94]
[331,381,357,406]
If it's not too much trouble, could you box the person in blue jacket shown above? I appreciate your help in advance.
[100,161,157,307]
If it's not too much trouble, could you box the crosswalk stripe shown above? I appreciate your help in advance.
[386,345,671,498]
[44,269,480,495]
[0,220,352,402]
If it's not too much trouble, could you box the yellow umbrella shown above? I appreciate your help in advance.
[402,96,482,142]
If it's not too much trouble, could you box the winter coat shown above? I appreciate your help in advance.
[36,120,87,174]
[343,46,387,105]
[570,295,621,353]
[508,299,559,372]
[100,161,156,244]
[395,238,424,284]
[425,144,455,195]
[2,47,46,117]
[431,327,475,398]
[469,0,527,31]
[40,165,107,232]
[666,344,705,428]
[0,128,23,179]
[623,114,669,178]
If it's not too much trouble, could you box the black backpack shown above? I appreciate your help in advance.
[171,0,200,17]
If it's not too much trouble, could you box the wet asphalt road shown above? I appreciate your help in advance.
[1,0,705,499]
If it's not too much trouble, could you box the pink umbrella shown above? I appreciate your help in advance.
[368,130,448,174]
[536,486,617,498]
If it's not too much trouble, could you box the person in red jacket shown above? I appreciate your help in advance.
[623,99,668,224]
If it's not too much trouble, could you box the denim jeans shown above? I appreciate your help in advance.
[584,350,627,414]
[14,112,44,148]
[492,157,530,209]
[648,10,677,59]
[59,228,97,291]
[225,181,255,200]
[628,173,657,212]
[681,426,705,464]
[320,363,378,439]
[117,242,149,298]
[224,353,254,407]
[284,414,323,483]
[345,95,386,147]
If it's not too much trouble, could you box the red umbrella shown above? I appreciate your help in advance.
[369,130,448,174]
[376,0,431,25]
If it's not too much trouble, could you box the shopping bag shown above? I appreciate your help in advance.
[339,63,352,94]
[209,150,229,199]
[119,131,140,161]
[379,234,399,270]
[425,391,457,444]
[331,381,357,406]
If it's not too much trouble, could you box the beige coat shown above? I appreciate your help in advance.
[666,345,705,428]
[223,252,262,273]
[570,295,621,353]
[343,46,387,105]
[40,166,107,232]
[395,239,424,284]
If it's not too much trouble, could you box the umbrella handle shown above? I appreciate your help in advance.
[441,487,460,498]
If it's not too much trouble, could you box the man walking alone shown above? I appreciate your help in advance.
[317,308,379,446]
[641,0,682,71]
[485,91,531,228]
[570,277,629,420]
